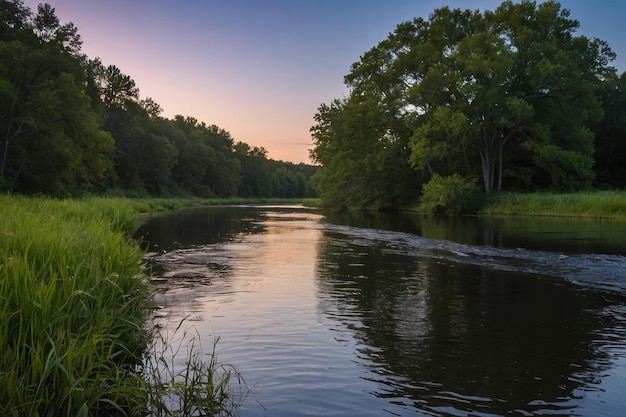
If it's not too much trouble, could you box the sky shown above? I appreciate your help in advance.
[21,0,626,164]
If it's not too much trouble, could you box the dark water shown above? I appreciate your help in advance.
[135,205,626,416]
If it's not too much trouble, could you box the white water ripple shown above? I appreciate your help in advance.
[322,222,626,293]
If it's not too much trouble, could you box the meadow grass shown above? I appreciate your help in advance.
[479,190,626,219]
[124,197,304,213]
[300,198,322,208]
[0,195,149,416]
[0,195,246,416]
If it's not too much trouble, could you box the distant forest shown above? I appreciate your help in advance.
[309,1,626,210]
[0,1,316,198]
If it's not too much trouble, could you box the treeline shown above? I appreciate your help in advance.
[0,1,316,198]
[310,1,626,211]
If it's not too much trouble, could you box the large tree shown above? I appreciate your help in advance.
[311,0,615,204]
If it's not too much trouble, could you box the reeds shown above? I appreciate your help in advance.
[0,195,246,416]
[143,322,248,417]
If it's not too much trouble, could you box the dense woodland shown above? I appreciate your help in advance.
[3,1,626,209]
[310,1,626,210]
[0,1,316,198]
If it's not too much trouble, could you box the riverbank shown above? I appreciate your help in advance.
[479,191,626,219]
[311,190,626,219]
[0,195,250,416]
[0,196,149,415]
[106,196,307,216]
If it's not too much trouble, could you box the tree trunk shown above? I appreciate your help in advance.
[425,159,434,177]
[1,119,21,177]
[497,140,504,191]
[1,122,11,176]
[480,148,491,194]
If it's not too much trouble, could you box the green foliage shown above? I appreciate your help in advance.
[235,141,316,199]
[419,174,482,214]
[400,1,604,193]
[593,72,626,188]
[310,0,620,209]
[0,1,317,198]
[0,2,114,195]
[309,97,420,209]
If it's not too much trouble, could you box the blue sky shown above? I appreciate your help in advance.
[22,0,626,163]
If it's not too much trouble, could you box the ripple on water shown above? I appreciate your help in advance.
[139,206,626,417]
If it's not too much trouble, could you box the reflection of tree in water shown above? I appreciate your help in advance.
[316,229,614,416]
[134,206,268,251]
[324,209,626,255]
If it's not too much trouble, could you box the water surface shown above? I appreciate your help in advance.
[135,205,626,416]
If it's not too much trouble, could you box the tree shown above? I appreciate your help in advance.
[234,141,271,197]
[0,2,114,193]
[12,72,114,193]
[311,0,615,205]
[32,3,81,55]
[167,116,241,197]
[309,95,422,208]
[90,59,139,109]
[140,96,162,119]
[593,72,626,187]
[0,0,30,41]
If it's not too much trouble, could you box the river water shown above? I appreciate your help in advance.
[135,205,626,416]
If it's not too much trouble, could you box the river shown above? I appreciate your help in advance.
[134,205,626,416]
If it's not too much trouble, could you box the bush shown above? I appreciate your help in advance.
[419,174,482,214]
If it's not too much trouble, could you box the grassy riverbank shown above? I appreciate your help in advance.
[479,191,626,219]
[119,196,306,215]
[0,195,249,416]
[0,196,148,415]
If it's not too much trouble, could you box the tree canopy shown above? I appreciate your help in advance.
[310,0,624,209]
[0,0,316,198]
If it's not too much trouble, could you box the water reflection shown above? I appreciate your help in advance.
[316,216,626,416]
[325,210,626,255]
[136,206,626,416]
[135,205,272,252]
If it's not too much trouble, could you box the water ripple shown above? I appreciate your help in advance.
[322,222,626,294]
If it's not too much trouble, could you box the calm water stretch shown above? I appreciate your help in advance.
[135,205,626,416]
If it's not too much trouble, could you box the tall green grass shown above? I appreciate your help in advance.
[0,195,246,416]
[1,196,148,416]
[479,191,626,219]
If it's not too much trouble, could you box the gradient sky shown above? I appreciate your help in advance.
[21,0,626,164]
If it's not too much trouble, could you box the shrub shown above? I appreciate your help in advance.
[419,174,482,214]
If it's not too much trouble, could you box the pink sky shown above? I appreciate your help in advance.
[22,0,626,164]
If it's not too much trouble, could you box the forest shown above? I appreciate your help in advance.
[4,1,626,210]
[309,1,626,211]
[0,1,316,198]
